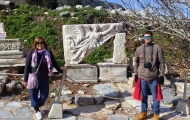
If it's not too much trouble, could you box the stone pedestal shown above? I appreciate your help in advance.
[175,82,190,94]
[98,62,128,82]
[0,39,26,67]
[65,64,98,83]
[176,99,190,115]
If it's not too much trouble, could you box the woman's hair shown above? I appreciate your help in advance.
[30,37,48,53]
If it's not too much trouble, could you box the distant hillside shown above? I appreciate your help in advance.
[6,0,124,10]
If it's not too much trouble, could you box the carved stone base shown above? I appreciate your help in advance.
[0,39,23,51]
[0,58,26,64]
[0,64,25,67]
[98,62,128,82]
[65,64,98,83]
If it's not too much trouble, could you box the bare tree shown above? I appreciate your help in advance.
[113,0,190,42]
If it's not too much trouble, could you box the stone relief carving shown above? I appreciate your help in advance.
[0,43,21,50]
[0,39,23,51]
[63,23,123,64]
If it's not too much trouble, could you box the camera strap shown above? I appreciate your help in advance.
[143,44,154,63]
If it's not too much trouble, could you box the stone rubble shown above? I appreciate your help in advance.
[0,82,190,120]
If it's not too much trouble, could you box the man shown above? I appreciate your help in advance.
[134,31,165,120]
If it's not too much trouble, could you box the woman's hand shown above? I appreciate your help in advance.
[63,67,67,80]
[23,82,28,87]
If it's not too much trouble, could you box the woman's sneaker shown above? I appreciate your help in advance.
[36,111,42,120]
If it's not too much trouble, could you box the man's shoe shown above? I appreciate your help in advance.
[136,112,147,120]
[154,114,160,120]
[36,111,42,120]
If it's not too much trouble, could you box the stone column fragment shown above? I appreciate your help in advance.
[113,33,127,64]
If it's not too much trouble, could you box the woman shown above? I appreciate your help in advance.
[23,37,64,120]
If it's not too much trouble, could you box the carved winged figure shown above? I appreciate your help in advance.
[63,23,121,64]
[69,24,115,62]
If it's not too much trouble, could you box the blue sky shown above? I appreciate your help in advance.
[107,0,121,4]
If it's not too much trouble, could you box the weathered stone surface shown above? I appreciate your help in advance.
[60,11,70,17]
[113,33,127,64]
[76,5,83,9]
[63,103,106,116]
[78,90,85,94]
[75,94,94,106]
[6,80,15,92]
[48,103,63,119]
[94,94,104,104]
[78,118,93,120]
[0,82,5,94]
[104,100,120,109]
[162,88,180,104]
[63,23,123,64]
[125,96,142,111]
[108,114,130,120]
[117,83,135,95]
[0,38,26,67]
[59,95,73,104]
[93,83,120,98]
[175,82,190,94]
[176,99,190,115]
[0,55,24,59]
[5,102,22,109]
[0,22,5,32]
[95,6,103,11]
[1,118,34,120]
[0,50,25,56]
[0,58,25,65]
[62,114,76,120]
[62,90,72,95]
[66,64,98,83]
[98,62,128,82]
[0,102,4,108]
[0,110,14,117]
[0,75,9,83]
[16,107,33,116]
[0,63,25,67]
[0,39,24,50]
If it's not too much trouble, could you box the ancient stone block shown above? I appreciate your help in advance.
[98,62,128,82]
[65,64,98,83]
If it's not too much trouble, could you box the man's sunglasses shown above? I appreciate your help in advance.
[144,36,151,39]
[36,42,44,45]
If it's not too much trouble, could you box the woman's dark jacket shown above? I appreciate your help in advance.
[24,50,63,82]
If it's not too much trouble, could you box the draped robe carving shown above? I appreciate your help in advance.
[63,23,123,64]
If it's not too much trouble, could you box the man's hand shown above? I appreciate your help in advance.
[134,75,138,82]
[158,76,164,85]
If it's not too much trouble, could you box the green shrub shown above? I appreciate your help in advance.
[84,44,113,64]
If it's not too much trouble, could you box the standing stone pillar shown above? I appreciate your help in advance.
[98,33,128,82]
[0,23,6,39]
[113,33,127,64]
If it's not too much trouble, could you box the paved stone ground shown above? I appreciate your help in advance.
[0,83,190,120]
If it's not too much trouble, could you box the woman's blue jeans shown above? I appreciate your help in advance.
[141,79,160,114]
[29,81,49,107]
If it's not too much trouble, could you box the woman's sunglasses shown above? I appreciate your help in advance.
[36,42,44,45]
